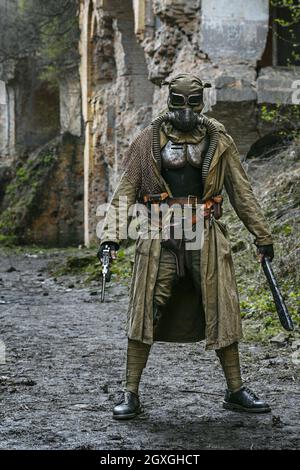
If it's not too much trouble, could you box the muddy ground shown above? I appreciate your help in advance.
[0,248,299,450]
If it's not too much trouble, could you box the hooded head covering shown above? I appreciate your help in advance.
[161,73,211,143]
[169,73,206,96]
[167,73,211,113]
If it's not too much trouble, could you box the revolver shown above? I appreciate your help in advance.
[100,244,112,302]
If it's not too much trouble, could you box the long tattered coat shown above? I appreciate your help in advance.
[100,120,273,350]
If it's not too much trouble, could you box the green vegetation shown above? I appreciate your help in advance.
[0,145,58,242]
[0,0,79,85]
[260,104,300,140]
[0,234,18,247]
[260,1,300,134]
[51,247,134,286]
[271,0,300,65]
[223,142,300,343]
[239,281,300,343]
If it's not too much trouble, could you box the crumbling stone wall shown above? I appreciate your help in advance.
[0,56,84,246]
[0,59,61,162]
[80,0,300,246]
[0,0,83,247]
[0,133,84,246]
[141,0,271,153]
[1,0,298,246]
[80,0,154,245]
[0,79,15,164]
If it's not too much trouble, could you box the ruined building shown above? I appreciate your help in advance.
[0,0,83,246]
[80,0,299,246]
[1,0,299,246]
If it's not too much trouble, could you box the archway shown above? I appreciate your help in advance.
[80,0,154,246]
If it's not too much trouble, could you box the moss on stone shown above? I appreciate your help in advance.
[0,143,59,242]
[0,133,82,246]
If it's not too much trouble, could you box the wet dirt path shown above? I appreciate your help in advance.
[0,249,299,450]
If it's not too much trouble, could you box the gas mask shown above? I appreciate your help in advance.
[166,74,210,132]
[151,74,217,183]
[168,95,201,132]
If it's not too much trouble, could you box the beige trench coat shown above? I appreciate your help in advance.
[100,121,273,350]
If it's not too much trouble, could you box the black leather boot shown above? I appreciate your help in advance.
[223,386,271,413]
[113,391,141,420]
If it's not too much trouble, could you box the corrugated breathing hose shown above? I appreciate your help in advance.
[197,114,219,184]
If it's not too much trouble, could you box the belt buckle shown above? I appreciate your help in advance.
[150,194,163,203]
[187,195,198,208]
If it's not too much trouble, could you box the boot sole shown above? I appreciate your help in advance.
[113,408,142,420]
[223,402,271,413]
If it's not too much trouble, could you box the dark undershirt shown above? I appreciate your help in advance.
[161,162,204,198]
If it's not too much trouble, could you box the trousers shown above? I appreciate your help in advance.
[153,245,202,323]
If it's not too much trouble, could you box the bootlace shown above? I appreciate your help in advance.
[243,386,259,400]
[115,392,127,405]
[115,391,135,405]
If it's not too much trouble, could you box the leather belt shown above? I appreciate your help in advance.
[143,193,223,220]
[164,195,201,208]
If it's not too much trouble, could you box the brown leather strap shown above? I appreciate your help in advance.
[143,192,169,203]
[143,194,223,219]
[166,196,201,207]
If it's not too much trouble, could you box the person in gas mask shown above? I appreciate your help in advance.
[98,73,274,420]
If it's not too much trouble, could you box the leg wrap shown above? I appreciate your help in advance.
[125,339,151,395]
[216,342,242,393]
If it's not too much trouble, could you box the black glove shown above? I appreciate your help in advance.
[97,242,119,261]
[257,244,274,261]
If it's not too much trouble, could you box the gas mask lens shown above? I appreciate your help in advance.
[187,94,202,106]
[170,92,186,106]
[170,92,202,107]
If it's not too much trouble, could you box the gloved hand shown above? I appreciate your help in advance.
[257,244,274,261]
[97,242,119,262]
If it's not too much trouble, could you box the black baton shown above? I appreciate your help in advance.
[261,257,294,331]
